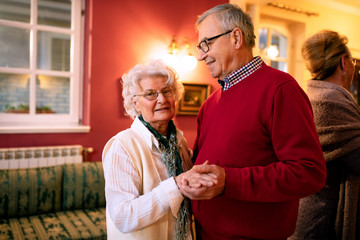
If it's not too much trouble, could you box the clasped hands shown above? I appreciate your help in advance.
[175,161,225,200]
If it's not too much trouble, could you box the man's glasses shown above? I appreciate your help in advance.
[134,87,174,101]
[196,30,233,53]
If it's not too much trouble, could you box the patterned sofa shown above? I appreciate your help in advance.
[0,161,107,239]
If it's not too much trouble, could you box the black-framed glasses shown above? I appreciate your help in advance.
[134,87,174,101]
[196,30,233,53]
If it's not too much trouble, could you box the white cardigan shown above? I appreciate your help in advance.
[102,118,192,240]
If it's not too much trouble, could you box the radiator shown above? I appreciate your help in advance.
[0,145,93,169]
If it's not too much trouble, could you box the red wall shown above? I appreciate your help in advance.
[0,0,226,161]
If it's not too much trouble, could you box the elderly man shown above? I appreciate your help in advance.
[178,4,327,240]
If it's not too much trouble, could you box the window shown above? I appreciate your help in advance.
[259,28,288,72]
[0,0,87,133]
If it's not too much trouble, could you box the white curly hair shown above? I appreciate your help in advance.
[121,59,184,119]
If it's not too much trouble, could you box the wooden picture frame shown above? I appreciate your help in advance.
[177,83,210,115]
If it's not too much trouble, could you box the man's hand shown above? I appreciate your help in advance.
[175,161,217,188]
[178,162,226,200]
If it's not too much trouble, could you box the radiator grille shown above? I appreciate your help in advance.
[0,145,84,169]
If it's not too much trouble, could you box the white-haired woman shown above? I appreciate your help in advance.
[102,59,212,240]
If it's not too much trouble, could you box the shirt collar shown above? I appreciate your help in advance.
[131,117,183,150]
[218,56,263,91]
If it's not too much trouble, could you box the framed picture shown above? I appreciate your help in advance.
[177,83,210,115]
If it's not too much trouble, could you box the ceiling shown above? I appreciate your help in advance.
[301,0,360,14]
[258,0,360,15]
[334,0,360,10]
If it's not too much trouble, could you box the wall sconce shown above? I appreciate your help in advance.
[162,36,197,75]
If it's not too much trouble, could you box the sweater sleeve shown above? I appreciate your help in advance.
[103,138,184,233]
[224,81,327,202]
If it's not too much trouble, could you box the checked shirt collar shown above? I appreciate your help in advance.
[218,56,263,91]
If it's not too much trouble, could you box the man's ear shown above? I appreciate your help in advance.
[232,28,243,49]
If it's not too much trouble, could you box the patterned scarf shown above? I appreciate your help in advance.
[139,115,191,240]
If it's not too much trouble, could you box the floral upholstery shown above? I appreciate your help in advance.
[0,165,63,218]
[0,208,106,240]
[63,162,106,210]
[0,162,106,240]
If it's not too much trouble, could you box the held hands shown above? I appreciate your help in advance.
[175,161,226,200]
[175,161,216,188]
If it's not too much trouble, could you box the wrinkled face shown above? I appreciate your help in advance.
[133,76,176,133]
[197,15,233,79]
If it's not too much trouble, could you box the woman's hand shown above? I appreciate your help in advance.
[175,161,217,189]
[178,161,226,200]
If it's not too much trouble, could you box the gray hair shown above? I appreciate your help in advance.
[121,59,184,119]
[196,4,256,48]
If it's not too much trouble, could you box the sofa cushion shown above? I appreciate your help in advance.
[63,162,105,210]
[0,165,63,218]
[0,207,106,240]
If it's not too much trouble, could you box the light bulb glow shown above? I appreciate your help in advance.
[161,53,197,76]
[149,37,198,77]
[267,45,279,59]
[181,55,197,71]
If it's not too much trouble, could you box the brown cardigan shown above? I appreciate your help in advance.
[308,80,360,239]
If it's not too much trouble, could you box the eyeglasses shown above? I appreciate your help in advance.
[196,30,233,53]
[134,87,174,101]
[352,58,357,66]
[341,56,357,67]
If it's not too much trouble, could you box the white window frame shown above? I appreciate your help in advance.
[258,25,289,73]
[0,0,89,133]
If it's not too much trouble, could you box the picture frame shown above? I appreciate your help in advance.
[177,83,210,115]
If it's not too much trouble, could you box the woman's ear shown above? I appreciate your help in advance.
[340,55,347,72]
[131,96,141,112]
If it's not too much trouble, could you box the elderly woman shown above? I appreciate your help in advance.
[102,59,211,240]
[290,30,360,240]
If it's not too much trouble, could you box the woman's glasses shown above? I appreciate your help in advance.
[134,87,174,101]
[352,58,357,66]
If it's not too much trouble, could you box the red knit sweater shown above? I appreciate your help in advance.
[192,63,327,240]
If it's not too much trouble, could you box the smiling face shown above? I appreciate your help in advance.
[133,76,176,135]
[197,15,234,80]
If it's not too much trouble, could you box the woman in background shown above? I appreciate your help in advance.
[102,59,213,240]
[290,30,360,240]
